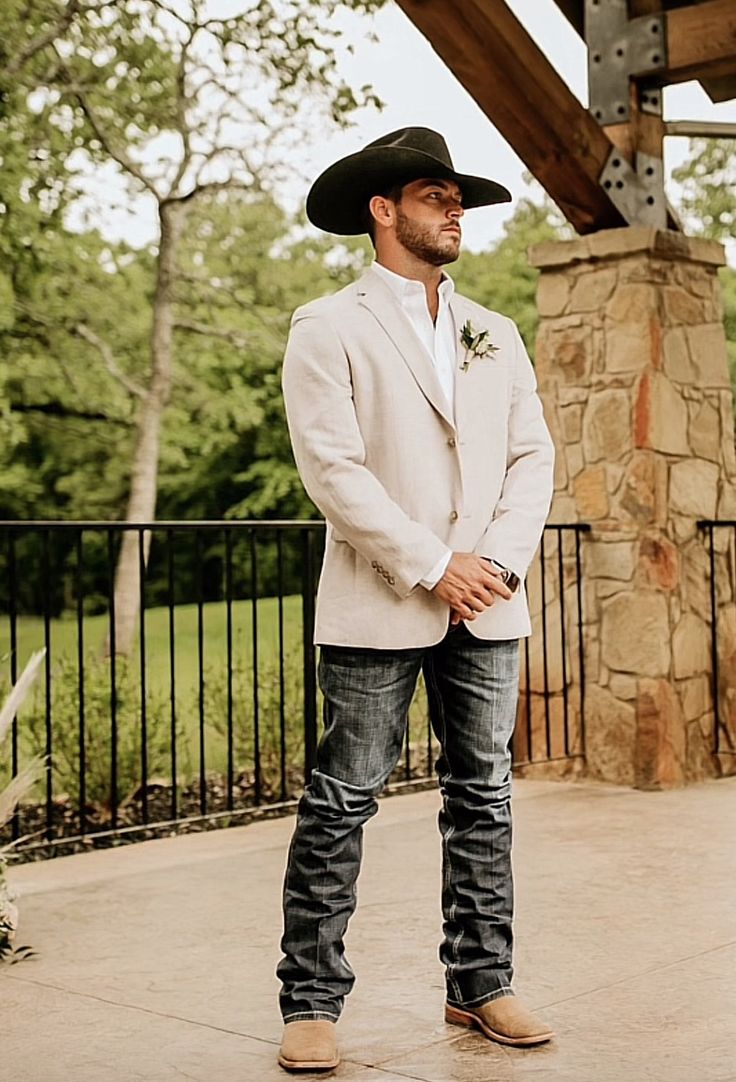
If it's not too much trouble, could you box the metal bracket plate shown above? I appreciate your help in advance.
[599,147,667,229]
[586,0,667,126]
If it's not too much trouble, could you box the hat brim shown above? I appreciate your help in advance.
[306,146,512,236]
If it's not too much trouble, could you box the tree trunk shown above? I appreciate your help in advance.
[109,200,187,656]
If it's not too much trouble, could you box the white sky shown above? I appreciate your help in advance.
[69,0,736,253]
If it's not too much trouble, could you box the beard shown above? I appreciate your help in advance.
[395,206,461,266]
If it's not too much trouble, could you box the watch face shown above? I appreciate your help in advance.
[504,570,520,594]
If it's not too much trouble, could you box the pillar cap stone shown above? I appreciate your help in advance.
[529,227,725,271]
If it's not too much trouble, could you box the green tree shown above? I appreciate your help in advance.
[2,0,383,651]
[453,193,570,356]
[672,138,736,390]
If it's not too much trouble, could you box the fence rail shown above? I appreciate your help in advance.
[1,520,589,857]
[698,520,736,758]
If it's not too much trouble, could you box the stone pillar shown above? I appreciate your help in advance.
[530,227,736,789]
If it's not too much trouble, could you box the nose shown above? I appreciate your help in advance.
[448,202,463,222]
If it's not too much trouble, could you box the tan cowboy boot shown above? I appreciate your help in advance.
[278,1020,339,1072]
[445,994,554,1047]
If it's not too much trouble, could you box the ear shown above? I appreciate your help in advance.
[368,194,396,231]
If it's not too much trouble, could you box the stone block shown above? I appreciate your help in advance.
[570,268,618,311]
[585,684,636,785]
[638,534,679,591]
[539,325,594,384]
[672,612,711,679]
[561,403,583,442]
[537,274,571,317]
[567,443,584,479]
[557,387,589,406]
[604,326,653,374]
[717,483,736,521]
[597,578,626,599]
[528,237,591,269]
[620,453,667,525]
[680,675,710,724]
[601,591,671,676]
[686,324,732,388]
[588,227,658,261]
[689,399,721,463]
[669,459,719,520]
[663,286,706,325]
[609,673,637,700]
[634,678,686,789]
[582,389,631,463]
[719,395,736,477]
[586,539,636,581]
[606,283,659,324]
[573,466,609,519]
[680,537,711,614]
[686,718,713,782]
[633,370,689,455]
[662,327,693,383]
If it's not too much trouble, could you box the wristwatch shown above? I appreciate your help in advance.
[483,558,520,594]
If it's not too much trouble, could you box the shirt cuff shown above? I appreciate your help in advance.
[420,549,452,591]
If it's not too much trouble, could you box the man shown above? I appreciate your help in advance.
[277,127,555,1072]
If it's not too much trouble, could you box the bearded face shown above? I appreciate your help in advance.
[395,203,462,267]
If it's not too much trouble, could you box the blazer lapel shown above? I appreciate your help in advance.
[356,270,455,430]
[451,293,507,437]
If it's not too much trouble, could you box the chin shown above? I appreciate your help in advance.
[435,242,460,266]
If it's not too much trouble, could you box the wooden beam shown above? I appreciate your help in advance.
[665,0,736,84]
[551,0,584,36]
[394,0,625,234]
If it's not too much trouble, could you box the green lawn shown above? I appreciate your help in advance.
[1,598,432,808]
[1,594,305,693]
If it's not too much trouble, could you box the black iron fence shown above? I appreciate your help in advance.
[0,521,589,857]
[698,520,736,758]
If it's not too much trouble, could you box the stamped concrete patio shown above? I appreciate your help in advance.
[3,777,736,1082]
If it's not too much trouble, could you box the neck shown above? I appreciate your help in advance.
[374,248,444,321]
[374,249,443,289]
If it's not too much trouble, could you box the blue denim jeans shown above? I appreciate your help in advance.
[277,625,520,1022]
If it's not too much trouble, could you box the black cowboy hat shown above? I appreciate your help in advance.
[306,126,512,236]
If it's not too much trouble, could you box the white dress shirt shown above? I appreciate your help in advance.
[370,261,454,589]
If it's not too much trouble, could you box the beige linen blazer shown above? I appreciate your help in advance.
[282,267,555,648]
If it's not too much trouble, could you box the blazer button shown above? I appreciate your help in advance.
[449,511,459,522]
[447,437,456,448]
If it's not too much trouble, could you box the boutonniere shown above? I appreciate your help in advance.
[459,319,499,372]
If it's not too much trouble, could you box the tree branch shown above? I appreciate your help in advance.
[173,318,252,349]
[53,48,161,199]
[75,323,147,399]
[10,401,132,425]
[5,0,81,77]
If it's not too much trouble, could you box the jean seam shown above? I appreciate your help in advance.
[283,1011,340,1023]
[447,986,515,1009]
[424,652,463,1006]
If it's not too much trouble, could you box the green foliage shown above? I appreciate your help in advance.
[452,195,570,356]
[672,139,736,412]
[672,139,736,242]
[19,656,175,814]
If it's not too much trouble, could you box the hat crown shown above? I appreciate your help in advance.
[364,127,454,170]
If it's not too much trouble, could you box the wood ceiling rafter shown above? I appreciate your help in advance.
[396,0,735,234]
[552,0,736,101]
[394,0,627,234]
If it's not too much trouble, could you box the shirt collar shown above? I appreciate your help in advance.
[371,261,455,304]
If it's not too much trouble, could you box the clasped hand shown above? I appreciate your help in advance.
[432,552,513,625]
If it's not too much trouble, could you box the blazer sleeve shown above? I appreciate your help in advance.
[474,317,555,577]
[282,308,449,599]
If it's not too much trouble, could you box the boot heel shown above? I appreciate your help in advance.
[445,1004,475,1029]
